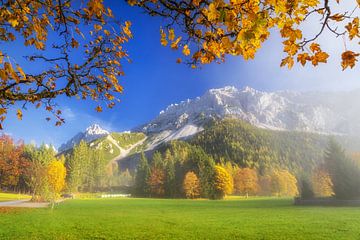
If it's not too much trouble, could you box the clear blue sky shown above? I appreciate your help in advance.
[2,1,359,148]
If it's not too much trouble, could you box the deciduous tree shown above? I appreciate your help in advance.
[47,160,66,207]
[212,165,233,199]
[183,171,201,199]
[130,0,359,70]
[233,168,259,197]
[0,0,132,127]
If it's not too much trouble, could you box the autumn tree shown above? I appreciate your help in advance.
[0,0,132,127]
[312,165,333,197]
[270,169,298,197]
[147,151,165,197]
[24,143,57,201]
[212,165,233,199]
[0,135,29,191]
[183,171,201,199]
[233,168,259,197]
[47,160,66,208]
[130,0,359,70]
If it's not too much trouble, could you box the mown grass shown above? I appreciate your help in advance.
[0,192,30,202]
[0,197,359,239]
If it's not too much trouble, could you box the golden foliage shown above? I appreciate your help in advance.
[47,160,66,196]
[0,0,132,127]
[312,165,333,197]
[183,171,201,199]
[233,168,259,197]
[130,0,359,69]
[214,165,233,198]
[270,169,298,197]
[147,167,165,197]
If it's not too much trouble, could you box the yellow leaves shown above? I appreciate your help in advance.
[122,21,132,38]
[176,58,182,63]
[160,28,168,47]
[283,40,299,56]
[71,38,79,48]
[94,24,102,31]
[8,18,19,28]
[345,17,359,40]
[95,106,103,112]
[329,14,345,22]
[168,28,175,41]
[309,43,321,53]
[341,51,359,70]
[312,51,329,66]
[207,2,219,21]
[16,109,22,120]
[47,160,66,195]
[128,0,138,6]
[171,37,182,49]
[297,53,310,66]
[16,65,26,79]
[304,0,320,7]
[104,29,110,36]
[182,45,191,56]
[280,56,294,69]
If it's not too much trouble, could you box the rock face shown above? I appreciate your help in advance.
[58,124,109,152]
[135,86,360,137]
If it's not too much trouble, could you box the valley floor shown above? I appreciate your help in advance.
[0,197,359,240]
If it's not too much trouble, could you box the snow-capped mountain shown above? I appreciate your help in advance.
[135,86,360,140]
[59,124,110,152]
[60,86,360,153]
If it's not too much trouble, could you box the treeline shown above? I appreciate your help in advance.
[134,142,300,199]
[299,139,360,200]
[0,135,134,201]
[191,119,328,174]
[0,135,66,203]
[66,140,134,193]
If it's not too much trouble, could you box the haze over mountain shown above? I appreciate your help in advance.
[59,86,360,153]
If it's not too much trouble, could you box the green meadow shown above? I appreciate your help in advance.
[0,193,30,202]
[0,197,359,240]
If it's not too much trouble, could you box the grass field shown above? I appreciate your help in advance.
[0,192,30,202]
[0,197,360,239]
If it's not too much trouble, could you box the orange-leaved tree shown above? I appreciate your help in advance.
[233,168,259,197]
[183,171,201,199]
[129,0,359,69]
[0,0,132,128]
[0,134,29,191]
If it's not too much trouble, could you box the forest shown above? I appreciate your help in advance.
[2,119,360,201]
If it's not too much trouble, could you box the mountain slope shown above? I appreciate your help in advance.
[135,86,360,140]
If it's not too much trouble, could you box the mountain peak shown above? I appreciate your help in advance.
[85,124,109,136]
[59,124,109,153]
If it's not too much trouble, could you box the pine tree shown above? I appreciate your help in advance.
[324,139,360,200]
[164,150,176,198]
[134,152,150,197]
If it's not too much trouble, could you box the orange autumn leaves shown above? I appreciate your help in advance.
[0,0,132,128]
[131,0,359,70]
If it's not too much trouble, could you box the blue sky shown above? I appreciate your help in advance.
[2,1,359,148]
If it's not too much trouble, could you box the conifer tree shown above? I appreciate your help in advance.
[134,152,150,197]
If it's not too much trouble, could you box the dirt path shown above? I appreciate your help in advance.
[0,199,49,208]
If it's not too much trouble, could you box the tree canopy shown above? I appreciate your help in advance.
[130,0,359,69]
[0,0,132,128]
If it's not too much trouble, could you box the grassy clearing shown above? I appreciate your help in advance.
[0,192,31,202]
[0,197,359,239]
